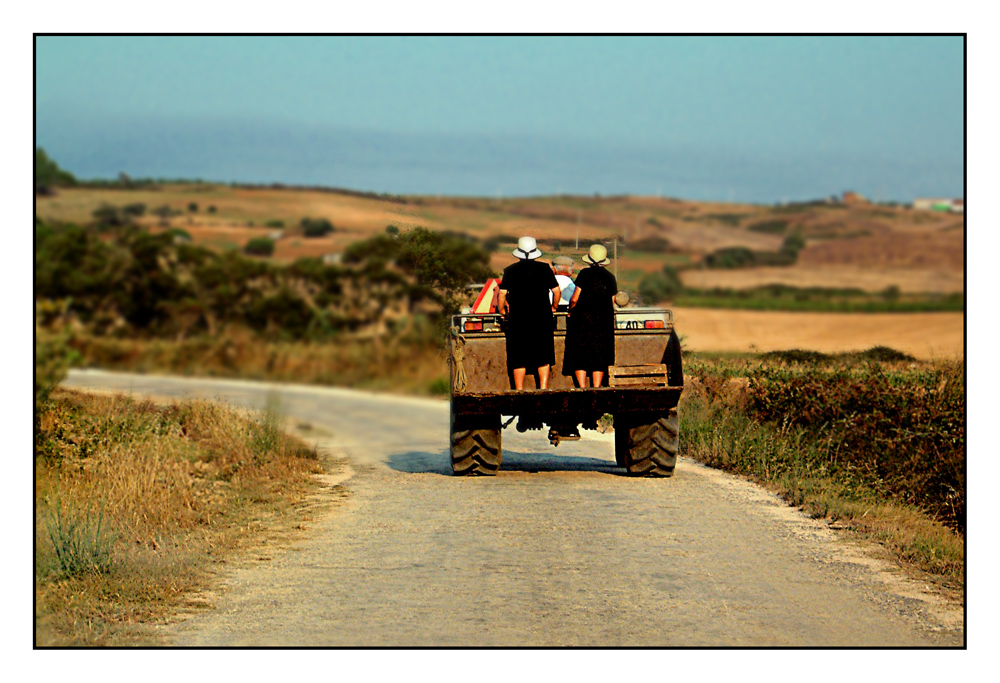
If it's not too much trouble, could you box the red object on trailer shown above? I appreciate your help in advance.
[471,278,502,314]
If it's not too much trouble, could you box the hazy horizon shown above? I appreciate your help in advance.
[35,36,965,203]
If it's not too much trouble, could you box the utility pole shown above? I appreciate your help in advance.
[576,210,580,249]
[614,237,618,283]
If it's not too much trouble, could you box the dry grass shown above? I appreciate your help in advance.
[679,264,965,295]
[67,328,451,397]
[35,389,332,646]
[680,359,965,592]
[673,307,964,360]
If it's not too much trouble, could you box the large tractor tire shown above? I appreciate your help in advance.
[450,413,502,476]
[614,408,679,477]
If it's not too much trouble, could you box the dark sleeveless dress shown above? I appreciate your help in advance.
[563,265,617,375]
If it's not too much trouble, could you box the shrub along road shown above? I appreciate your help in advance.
[63,369,963,646]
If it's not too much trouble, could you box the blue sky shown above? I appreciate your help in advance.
[35,36,965,202]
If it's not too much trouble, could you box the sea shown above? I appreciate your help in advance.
[34,114,961,204]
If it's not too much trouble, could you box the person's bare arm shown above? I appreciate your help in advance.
[568,287,581,311]
[551,287,561,312]
[498,289,509,316]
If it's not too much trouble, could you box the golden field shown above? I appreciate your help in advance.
[36,184,965,358]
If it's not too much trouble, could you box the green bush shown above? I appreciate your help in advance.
[344,227,494,300]
[35,319,79,409]
[265,219,285,228]
[747,362,965,532]
[301,217,334,237]
[244,237,275,257]
[92,203,130,228]
[639,266,683,304]
[703,246,757,269]
[167,228,193,242]
[428,376,450,395]
[781,232,806,255]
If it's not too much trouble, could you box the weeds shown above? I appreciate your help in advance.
[247,393,283,462]
[43,498,114,578]
[681,354,965,586]
[35,390,326,646]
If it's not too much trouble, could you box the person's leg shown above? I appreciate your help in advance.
[513,368,526,389]
[592,370,604,388]
[574,370,587,387]
[538,365,550,389]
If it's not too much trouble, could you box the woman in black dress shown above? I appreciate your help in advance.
[564,243,618,388]
[498,236,561,390]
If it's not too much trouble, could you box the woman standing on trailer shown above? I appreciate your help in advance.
[563,243,618,388]
[498,236,561,390]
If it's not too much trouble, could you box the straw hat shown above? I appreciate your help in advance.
[582,244,611,265]
[513,236,542,260]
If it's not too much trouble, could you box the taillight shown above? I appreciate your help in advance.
[464,321,483,332]
[644,320,665,329]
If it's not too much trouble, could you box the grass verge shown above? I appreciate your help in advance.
[680,353,964,592]
[35,389,333,646]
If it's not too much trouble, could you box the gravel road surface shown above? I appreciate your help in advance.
[63,369,964,647]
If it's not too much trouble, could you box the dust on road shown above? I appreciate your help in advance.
[64,370,964,647]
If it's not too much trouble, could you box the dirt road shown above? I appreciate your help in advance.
[64,369,964,647]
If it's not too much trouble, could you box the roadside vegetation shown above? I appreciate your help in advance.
[35,163,965,636]
[35,331,331,645]
[680,351,965,591]
[62,329,451,397]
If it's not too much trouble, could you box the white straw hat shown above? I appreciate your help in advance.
[582,243,610,265]
[513,236,542,260]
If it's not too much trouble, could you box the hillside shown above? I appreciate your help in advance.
[35,183,965,297]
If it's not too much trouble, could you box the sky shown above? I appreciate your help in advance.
[35,35,964,202]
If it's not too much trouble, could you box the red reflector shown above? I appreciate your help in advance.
[644,320,665,329]
[464,321,483,332]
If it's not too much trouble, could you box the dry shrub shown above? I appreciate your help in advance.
[680,356,964,586]
[35,390,325,646]
[69,330,448,395]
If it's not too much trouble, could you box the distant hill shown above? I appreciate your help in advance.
[35,183,964,298]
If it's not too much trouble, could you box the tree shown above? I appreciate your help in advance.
[344,227,494,312]
[781,232,806,256]
[122,203,147,218]
[639,266,683,304]
[35,148,76,195]
[92,203,130,228]
[301,217,334,237]
[244,237,275,257]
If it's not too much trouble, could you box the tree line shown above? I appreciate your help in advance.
[35,221,494,342]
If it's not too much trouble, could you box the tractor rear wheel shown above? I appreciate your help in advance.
[615,408,678,477]
[450,413,502,475]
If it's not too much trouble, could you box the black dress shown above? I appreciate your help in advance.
[563,265,617,375]
[499,259,558,370]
